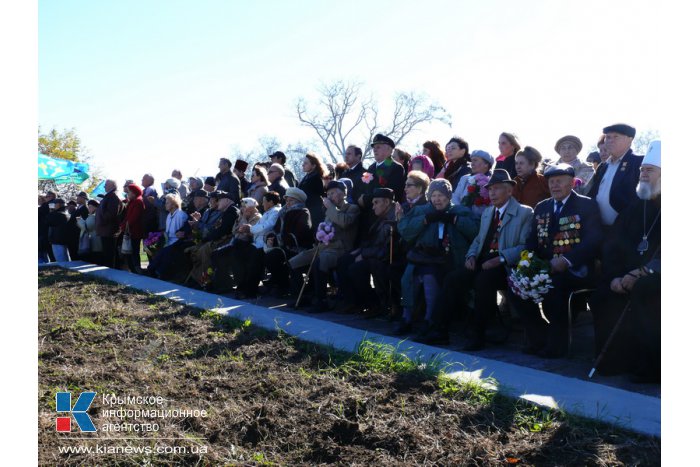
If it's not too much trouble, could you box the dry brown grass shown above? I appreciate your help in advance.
[38,268,660,466]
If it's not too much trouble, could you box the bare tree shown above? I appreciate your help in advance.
[258,135,282,157]
[633,129,660,155]
[296,80,452,163]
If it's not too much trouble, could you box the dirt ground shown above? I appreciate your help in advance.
[38,268,660,466]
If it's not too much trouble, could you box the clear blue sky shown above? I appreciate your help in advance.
[39,0,659,185]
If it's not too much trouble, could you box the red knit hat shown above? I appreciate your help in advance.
[127,183,143,197]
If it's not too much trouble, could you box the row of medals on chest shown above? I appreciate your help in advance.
[538,214,582,246]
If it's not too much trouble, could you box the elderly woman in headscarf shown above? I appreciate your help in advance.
[451,149,493,203]
[550,135,595,194]
[119,183,146,273]
[409,154,435,180]
[155,178,182,230]
[395,179,479,336]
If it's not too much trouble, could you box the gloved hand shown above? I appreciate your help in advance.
[424,211,443,223]
[438,211,456,224]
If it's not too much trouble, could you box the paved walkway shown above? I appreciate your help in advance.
[41,261,661,437]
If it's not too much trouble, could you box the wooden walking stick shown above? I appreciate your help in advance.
[588,300,632,378]
[295,245,320,308]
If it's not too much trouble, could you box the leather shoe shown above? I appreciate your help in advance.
[308,299,330,314]
[536,347,567,359]
[415,329,450,346]
[393,321,412,336]
[462,337,485,351]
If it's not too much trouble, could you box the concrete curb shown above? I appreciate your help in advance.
[40,261,661,437]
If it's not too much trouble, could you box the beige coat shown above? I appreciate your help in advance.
[289,201,360,272]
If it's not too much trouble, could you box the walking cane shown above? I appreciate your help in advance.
[588,300,632,378]
[389,225,394,292]
[295,245,320,309]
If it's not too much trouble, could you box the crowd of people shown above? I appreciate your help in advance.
[38,124,661,383]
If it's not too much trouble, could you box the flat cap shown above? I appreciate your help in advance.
[372,187,394,200]
[544,163,576,178]
[284,187,307,203]
[603,123,636,138]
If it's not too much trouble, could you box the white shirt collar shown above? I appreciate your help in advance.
[554,194,572,210]
[496,199,510,218]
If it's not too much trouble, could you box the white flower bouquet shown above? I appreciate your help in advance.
[507,250,555,322]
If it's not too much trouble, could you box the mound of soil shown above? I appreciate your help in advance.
[38,268,660,466]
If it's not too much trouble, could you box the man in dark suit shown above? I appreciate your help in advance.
[343,144,366,204]
[510,164,603,358]
[336,188,401,318]
[269,151,298,188]
[587,123,643,229]
[357,134,406,206]
[215,158,242,205]
[95,179,124,268]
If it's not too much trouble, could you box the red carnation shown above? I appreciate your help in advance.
[467,185,477,193]
[378,176,387,186]
[474,197,482,206]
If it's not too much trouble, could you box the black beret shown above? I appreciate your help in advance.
[544,163,575,178]
[603,123,636,138]
[204,176,217,186]
[370,133,396,149]
[53,198,66,204]
[87,199,100,207]
[326,180,346,193]
[77,191,89,199]
[372,188,394,200]
[192,189,209,198]
[209,190,225,199]
[67,200,77,206]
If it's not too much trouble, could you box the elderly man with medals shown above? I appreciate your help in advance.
[510,163,603,358]
[589,141,661,383]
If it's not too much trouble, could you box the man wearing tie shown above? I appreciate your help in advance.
[511,163,603,358]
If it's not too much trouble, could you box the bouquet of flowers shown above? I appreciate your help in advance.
[200,267,214,288]
[143,231,165,258]
[316,221,335,245]
[361,172,374,184]
[461,173,491,215]
[507,250,554,322]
